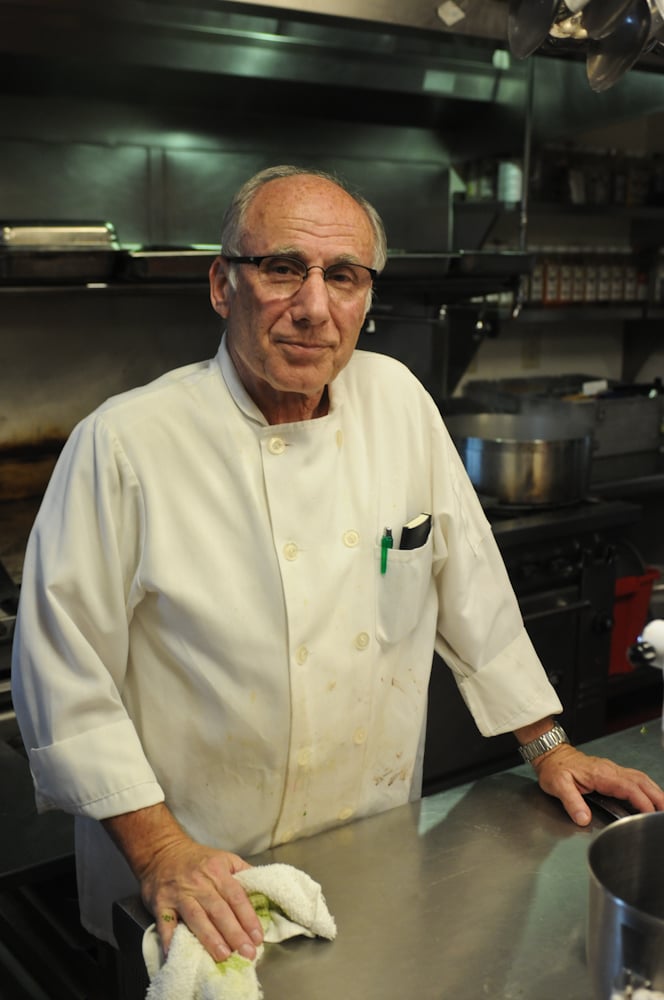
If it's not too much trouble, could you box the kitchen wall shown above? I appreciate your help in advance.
[1,61,663,493]
[458,319,627,388]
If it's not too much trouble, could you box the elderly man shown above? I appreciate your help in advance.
[12,164,664,965]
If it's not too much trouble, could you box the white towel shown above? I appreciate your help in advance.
[142,863,336,1000]
[611,990,664,999]
[611,986,664,1000]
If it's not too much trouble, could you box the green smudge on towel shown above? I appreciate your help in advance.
[248,890,285,931]
[215,953,253,975]
[248,892,271,921]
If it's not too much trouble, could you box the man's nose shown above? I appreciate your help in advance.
[289,268,332,322]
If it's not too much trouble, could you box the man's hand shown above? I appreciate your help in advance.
[103,804,264,961]
[532,743,664,826]
[141,838,263,961]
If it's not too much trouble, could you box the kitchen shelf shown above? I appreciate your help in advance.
[0,250,535,306]
[451,195,664,380]
[506,304,664,323]
[455,197,664,218]
[452,196,664,257]
[12,287,659,320]
[453,196,664,233]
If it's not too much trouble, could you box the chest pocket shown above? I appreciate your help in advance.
[375,534,434,645]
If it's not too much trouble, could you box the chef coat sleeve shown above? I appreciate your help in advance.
[11,414,164,819]
[431,420,563,737]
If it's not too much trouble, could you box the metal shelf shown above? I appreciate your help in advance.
[506,304,664,323]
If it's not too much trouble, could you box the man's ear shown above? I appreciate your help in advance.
[209,256,231,318]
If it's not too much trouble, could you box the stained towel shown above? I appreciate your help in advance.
[142,862,336,1000]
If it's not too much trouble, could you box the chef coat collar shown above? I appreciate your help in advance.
[215,333,346,427]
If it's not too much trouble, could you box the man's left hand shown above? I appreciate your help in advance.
[532,743,664,825]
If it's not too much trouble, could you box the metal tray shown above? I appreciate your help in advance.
[1,222,118,249]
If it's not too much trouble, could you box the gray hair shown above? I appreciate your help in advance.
[219,164,388,272]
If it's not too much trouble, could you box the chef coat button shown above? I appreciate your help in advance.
[353,727,367,745]
[336,430,343,448]
[297,748,311,767]
[283,542,299,561]
[268,436,286,455]
[338,807,354,821]
[343,529,360,548]
[354,631,370,650]
[295,645,309,665]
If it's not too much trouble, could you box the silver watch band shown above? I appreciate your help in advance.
[518,723,570,764]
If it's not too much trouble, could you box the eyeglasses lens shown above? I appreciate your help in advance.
[257,256,371,299]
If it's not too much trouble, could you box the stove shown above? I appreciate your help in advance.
[487,496,641,546]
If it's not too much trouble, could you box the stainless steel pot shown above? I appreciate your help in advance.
[444,412,593,506]
[588,811,664,998]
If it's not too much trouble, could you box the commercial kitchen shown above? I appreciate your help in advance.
[2,2,664,998]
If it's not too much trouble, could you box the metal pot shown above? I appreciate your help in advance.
[588,812,664,998]
[444,412,593,507]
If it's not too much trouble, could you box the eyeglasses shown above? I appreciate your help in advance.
[225,255,377,301]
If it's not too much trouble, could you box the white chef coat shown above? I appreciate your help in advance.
[11,336,562,943]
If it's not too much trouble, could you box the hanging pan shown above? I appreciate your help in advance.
[586,0,651,91]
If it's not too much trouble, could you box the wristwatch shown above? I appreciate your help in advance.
[518,723,570,764]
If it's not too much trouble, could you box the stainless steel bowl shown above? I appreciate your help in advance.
[587,811,664,998]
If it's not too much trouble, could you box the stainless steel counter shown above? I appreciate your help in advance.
[114,721,664,1000]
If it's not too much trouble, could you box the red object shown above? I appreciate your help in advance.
[610,567,661,675]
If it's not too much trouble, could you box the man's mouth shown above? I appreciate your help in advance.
[276,338,332,353]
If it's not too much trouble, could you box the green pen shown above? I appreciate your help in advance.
[381,527,393,574]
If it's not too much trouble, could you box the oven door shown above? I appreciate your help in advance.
[423,583,600,795]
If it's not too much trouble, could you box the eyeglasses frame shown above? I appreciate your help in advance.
[224,255,377,293]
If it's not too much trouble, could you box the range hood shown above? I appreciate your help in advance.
[4,1,664,152]
[219,0,664,80]
[217,0,511,39]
